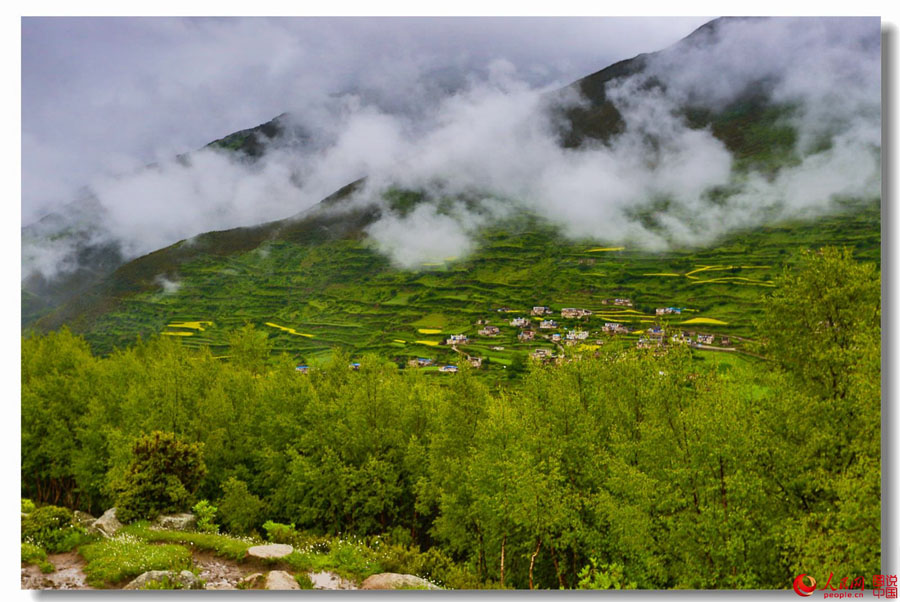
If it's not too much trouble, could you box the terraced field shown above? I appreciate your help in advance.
[52,200,880,380]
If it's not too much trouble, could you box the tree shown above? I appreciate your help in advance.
[757,246,879,401]
[110,431,207,523]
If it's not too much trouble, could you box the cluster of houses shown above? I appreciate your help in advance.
[602,298,633,307]
[635,329,726,350]
[446,333,469,345]
[407,355,482,373]
[602,322,631,334]
[656,307,682,315]
[389,298,733,375]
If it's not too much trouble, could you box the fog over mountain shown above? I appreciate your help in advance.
[22,17,880,277]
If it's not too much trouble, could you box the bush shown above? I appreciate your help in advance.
[192,500,219,534]
[217,477,265,536]
[21,505,91,553]
[295,573,315,589]
[110,431,207,524]
[263,521,331,553]
[21,498,36,514]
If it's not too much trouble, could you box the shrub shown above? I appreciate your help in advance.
[21,498,36,514]
[110,431,207,523]
[262,520,296,544]
[295,573,315,589]
[192,500,219,534]
[21,505,90,553]
[217,477,265,536]
[263,521,330,552]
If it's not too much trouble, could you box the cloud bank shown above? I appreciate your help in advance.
[22,17,880,278]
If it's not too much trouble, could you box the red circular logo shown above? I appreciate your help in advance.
[793,574,817,596]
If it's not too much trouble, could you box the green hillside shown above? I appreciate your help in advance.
[24,16,880,379]
[32,195,879,378]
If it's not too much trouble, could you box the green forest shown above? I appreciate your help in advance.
[21,247,880,589]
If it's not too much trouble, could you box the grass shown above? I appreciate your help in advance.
[79,534,192,588]
[279,538,384,582]
[21,542,54,573]
[120,522,254,561]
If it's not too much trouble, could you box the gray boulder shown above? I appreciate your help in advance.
[72,510,95,529]
[91,508,122,538]
[123,570,203,590]
[246,543,293,560]
[361,573,441,590]
[265,570,300,590]
[153,513,196,531]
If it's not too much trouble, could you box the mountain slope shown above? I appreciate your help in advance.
[24,17,880,372]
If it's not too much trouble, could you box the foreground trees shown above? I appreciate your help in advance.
[21,247,880,588]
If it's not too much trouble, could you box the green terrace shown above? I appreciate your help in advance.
[67,200,879,380]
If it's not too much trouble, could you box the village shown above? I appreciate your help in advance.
[349,298,741,375]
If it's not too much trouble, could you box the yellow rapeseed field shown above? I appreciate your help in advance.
[265,322,314,337]
[417,328,442,334]
[167,321,212,330]
[681,317,729,325]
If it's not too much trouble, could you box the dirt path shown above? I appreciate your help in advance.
[21,552,92,590]
[192,549,260,590]
[22,546,358,590]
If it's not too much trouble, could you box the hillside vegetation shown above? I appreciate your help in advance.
[29,198,879,381]
[22,247,880,589]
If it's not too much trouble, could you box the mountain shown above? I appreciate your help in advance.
[23,17,881,373]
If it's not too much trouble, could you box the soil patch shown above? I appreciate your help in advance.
[21,552,92,590]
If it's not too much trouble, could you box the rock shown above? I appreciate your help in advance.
[360,573,441,590]
[153,513,196,531]
[72,511,95,529]
[90,508,122,538]
[237,573,265,590]
[309,571,357,590]
[246,543,293,560]
[265,570,300,590]
[123,570,203,590]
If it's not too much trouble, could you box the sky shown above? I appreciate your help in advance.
[20,16,883,277]
[21,16,712,225]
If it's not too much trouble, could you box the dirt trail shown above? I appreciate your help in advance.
[192,550,260,590]
[21,552,92,590]
[22,547,357,590]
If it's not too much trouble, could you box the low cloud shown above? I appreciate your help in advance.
[22,17,880,277]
